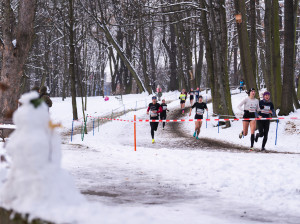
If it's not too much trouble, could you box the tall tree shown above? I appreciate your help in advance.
[271,0,282,108]
[280,0,296,115]
[68,0,78,120]
[249,0,257,84]
[200,0,233,120]
[0,0,37,123]
[233,0,258,94]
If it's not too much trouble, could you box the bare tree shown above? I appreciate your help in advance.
[0,0,37,123]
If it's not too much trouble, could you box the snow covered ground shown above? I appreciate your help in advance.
[1,90,300,224]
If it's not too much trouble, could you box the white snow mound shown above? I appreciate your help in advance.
[0,91,85,214]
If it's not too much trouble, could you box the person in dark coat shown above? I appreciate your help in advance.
[31,86,40,93]
[39,86,52,108]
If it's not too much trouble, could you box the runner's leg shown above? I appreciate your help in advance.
[255,120,263,142]
[150,122,155,139]
[196,121,200,136]
[250,120,256,147]
[262,121,270,149]
[243,121,249,136]
[198,120,203,136]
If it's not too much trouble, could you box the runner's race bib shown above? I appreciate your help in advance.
[163,106,167,110]
[181,96,186,100]
[262,106,270,114]
[249,106,256,113]
[150,110,157,117]
[196,108,204,115]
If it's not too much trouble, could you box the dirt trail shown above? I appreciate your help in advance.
[160,108,299,154]
[63,100,299,155]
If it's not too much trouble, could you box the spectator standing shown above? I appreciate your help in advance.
[40,86,52,108]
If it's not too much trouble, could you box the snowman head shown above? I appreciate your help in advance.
[13,91,49,129]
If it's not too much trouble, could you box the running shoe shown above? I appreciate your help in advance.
[249,147,254,151]
[261,147,265,151]
[239,131,243,139]
[196,136,199,140]
[255,133,259,142]
[193,131,196,137]
[152,139,155,144]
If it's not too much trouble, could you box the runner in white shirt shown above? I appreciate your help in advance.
[237,88,259,150]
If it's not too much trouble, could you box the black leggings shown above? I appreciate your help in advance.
[160,115,166,128]
[257,120,270,148]
[150,121,159,139]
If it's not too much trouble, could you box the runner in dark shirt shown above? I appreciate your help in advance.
[188,88,194,106]
[160,99,169,129]
[255,91,276,151]
[194,87,200,102]
[147,96,163,143]
[189,96,208,139]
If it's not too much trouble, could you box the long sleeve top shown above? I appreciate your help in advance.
[238,97,259,113]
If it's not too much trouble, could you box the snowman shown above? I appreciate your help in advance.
[0,91,84,212]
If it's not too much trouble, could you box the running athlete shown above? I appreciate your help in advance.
[255,91,276,151]
[160,99,169,129]
[189,95,208,139]
[188,88,194,106]
[194,87,200,102]
[147,96,163,143]
[179,89,187,114]
[238,88,259,150]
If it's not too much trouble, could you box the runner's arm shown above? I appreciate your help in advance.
[270,103,276,116]
[237,98,246,111]
[157,106,163,114]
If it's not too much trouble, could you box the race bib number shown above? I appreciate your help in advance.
[181,96,186,100]
[249,106,256,113]
[163,106,167,110]
[196,108,204,115]
[150,110,157,117]
[262,106,270,114]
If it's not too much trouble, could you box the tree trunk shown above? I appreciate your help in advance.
[199,0,215,111]
[207,0,234,118]
[104,24,149,94]
[280,0,296,115]
[256,0,267,89]
[162,23,178,91]
[0,0,37,123]
[234,0,258,94]
[264,0,273,93]
[249,0,257,83]
[149,22,156,92]
[196,34,204,88]
[69,0,78,120]
[271,0,282,108]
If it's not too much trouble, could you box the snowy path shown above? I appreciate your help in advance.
[62,100,300,224]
